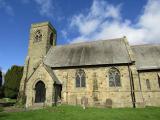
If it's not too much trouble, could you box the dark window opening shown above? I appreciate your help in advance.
[146,79,151,90]
[158,74,160,88]
[50,33,53,45]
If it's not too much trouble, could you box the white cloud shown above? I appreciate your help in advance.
[61,30,68,39]
[138,0,160,43]
[91,0,121,19]
[0,66,6,73]
[21,0,54,17]
[69,0,160,45]
[70,0,121,37]
[0,0,14,16]
[34,0,54,17]
[2,69,6,74]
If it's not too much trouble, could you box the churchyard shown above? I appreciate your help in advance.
[0,105,160,120]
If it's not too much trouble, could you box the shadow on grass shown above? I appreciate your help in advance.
[0,112,11,119]
[0,102,15,107]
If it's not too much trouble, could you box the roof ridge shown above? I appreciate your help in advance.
[131,43,160,47]
[54,37,124,48]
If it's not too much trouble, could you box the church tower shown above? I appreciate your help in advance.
[27,22,56,77]
[19,22,56,101]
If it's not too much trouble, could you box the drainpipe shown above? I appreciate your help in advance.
[128,64,136,108]
[66,73,69,104]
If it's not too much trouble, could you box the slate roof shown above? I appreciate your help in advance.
[131,44,160,70]
[44,38,133,67]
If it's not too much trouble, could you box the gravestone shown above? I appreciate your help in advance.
[105,99,112,108]
[81,96,88,109]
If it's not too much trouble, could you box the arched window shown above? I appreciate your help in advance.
[75,69,86,87]
[34,30,42,42]
[109,67,121,87]
[50,33,53,45]
[146,79,151,90]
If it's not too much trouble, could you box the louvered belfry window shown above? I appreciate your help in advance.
[109,67,121,87]
[75,69,86,87]
[35,30,42,42]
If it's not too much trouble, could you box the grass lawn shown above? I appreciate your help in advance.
[0,105,160,120]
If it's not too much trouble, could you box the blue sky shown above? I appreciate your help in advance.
[0,0,160,72]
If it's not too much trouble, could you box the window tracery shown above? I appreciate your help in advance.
[76,69,86,87]
[34,30,42,42]
[109,67,121,87]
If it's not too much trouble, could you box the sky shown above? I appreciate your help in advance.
[0,0,160,72]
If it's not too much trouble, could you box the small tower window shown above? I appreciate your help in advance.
[109,67,121,87]
[75,69,86,87]
[146,79,151,90]
[50,33,53,45]
[35,30,42,42]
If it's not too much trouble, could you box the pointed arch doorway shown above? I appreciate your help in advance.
[35,81,46,103]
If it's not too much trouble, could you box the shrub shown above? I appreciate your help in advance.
[4,65,23,99]
[0,69,2,87]
[0,86,4,98]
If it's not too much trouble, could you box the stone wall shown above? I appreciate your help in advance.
[19,22,56,105]
[139,71,160,106]
[24,64,160,108]
[27,22,56,78]
[53,65,136,108]
[25,64,54,107]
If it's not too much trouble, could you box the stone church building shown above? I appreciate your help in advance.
[19,22,160,108]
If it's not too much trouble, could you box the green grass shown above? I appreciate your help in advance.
[0,105,160,120]
[0,107,3,112]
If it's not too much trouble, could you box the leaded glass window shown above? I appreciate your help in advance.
[34,30,42,42]
[146,79,151,90]
[109,67,121,87]
[75,69,86,87]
